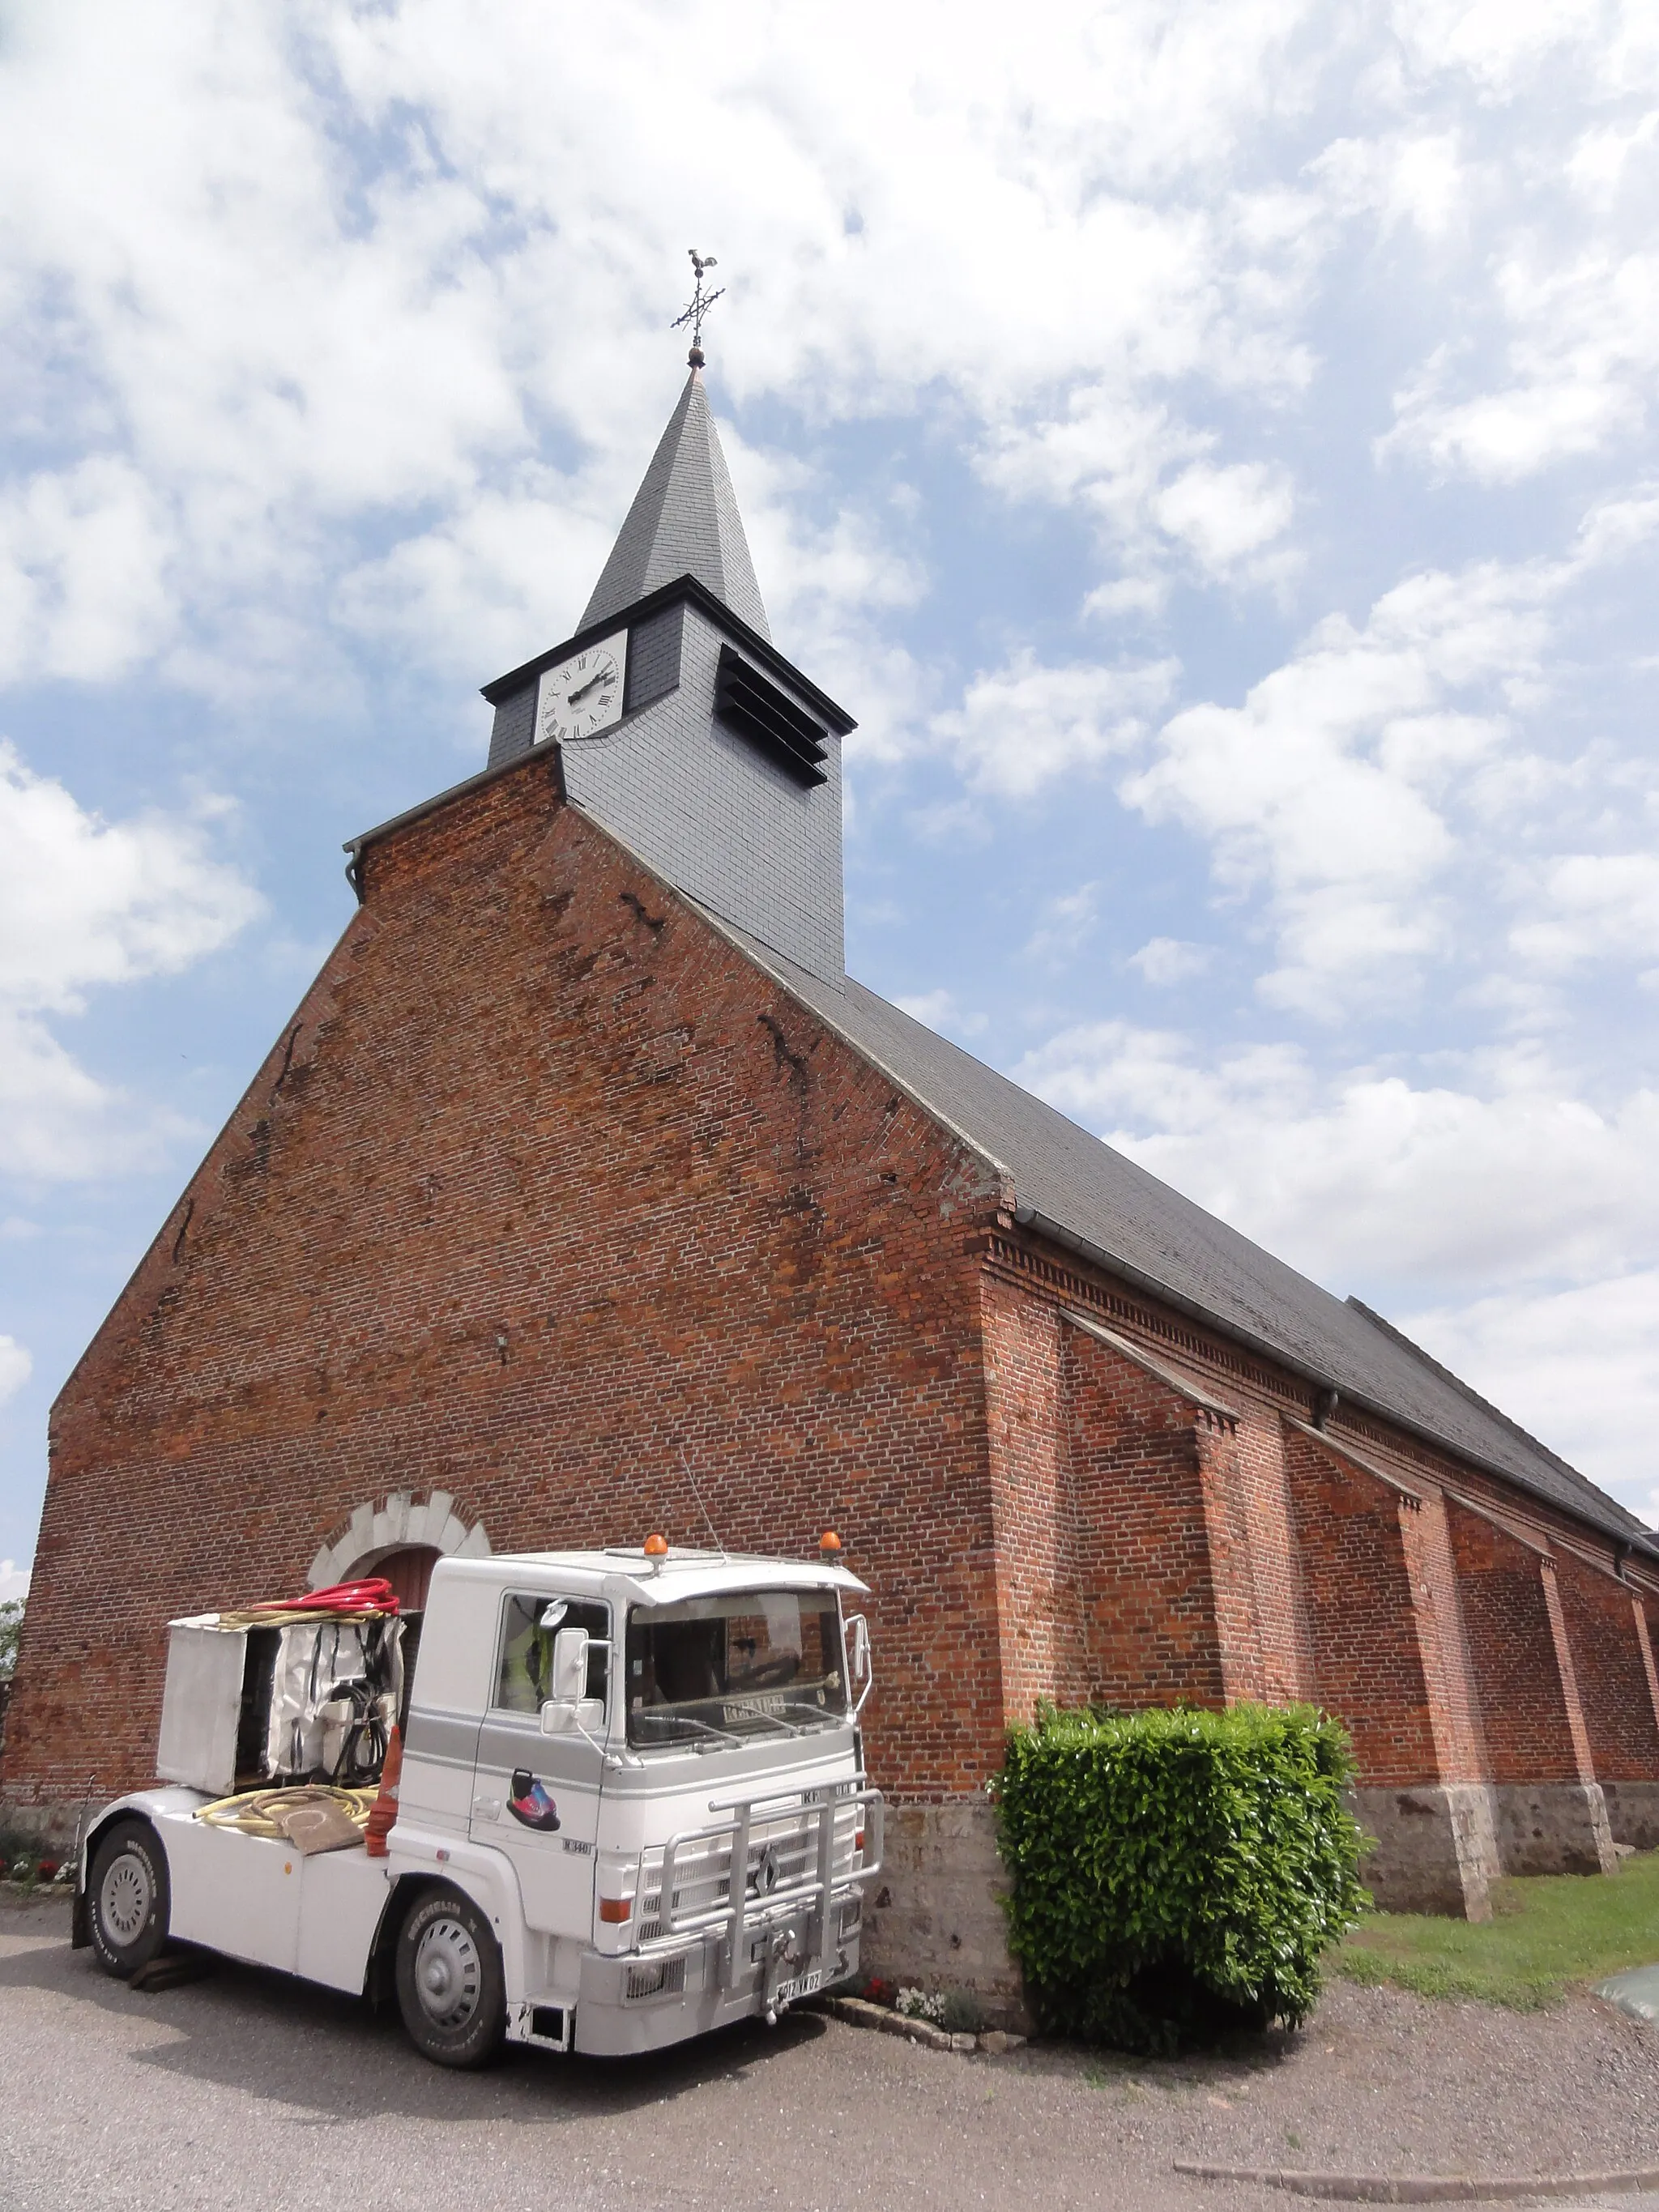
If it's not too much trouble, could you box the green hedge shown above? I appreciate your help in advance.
[994,1702,1368,2051]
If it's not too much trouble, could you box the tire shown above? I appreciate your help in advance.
[394,1885,506,2069]
[87,1818,171,1980]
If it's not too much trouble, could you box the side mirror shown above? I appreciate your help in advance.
[541,1626,607,1740]
[845,1613,872,1715]
[551,1626,589,1703]
[540,1696,607,1737]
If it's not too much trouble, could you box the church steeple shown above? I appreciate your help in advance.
[579,368,770,641]
[480,336,855,987]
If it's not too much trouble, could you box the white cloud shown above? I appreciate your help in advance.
[0,1337,31,1409]
[0,0,1650,719]
[1115,498,1659,1017]
[1385,249,1659,483]
[0,742,261,1179]
[1309,131,1469,244]
[0,743,260,1012]
[1026,884,1101,964]
[0,0,1344,696]
[1013,1020,1659,1293]
[893,988,988,1040]
[0,1558,29,1604]
[1388,0,1658,100]
[1128,936,1213,986]
[1153,461,1299,582]
[1401,1275,1659,1524]
[1012,1015,1659,1498]
[1510,852,1659,973]
[931,650,1178,799]
[985,399,1303,597]
[1121,564,1537,1011]
[0,459,175,684]
[1371,32,1659,487]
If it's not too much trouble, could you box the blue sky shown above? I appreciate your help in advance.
[3,0,1658,1595]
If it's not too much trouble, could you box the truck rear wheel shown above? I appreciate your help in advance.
[394,1886,506,2069]
[87,1818,171,1980]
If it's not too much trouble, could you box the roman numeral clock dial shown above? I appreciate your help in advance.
[535,629,629,744]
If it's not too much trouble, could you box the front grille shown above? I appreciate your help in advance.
[625,1955,687,2002]
[639,1802,863,1938]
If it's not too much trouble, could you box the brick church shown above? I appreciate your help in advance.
[7,358,1659,2003]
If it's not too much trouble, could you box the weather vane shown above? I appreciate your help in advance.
[672,249,725,367]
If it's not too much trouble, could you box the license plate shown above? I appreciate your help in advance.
[774,1967,822,2006]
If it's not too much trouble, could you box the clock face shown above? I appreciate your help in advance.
[535,629,629,744]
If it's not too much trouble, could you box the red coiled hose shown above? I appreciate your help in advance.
[245,1578,401,1616]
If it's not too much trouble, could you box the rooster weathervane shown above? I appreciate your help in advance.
[672,249,725,367]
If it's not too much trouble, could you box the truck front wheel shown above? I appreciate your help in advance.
[394,1886,506,2069]
[87,1818,171,1980]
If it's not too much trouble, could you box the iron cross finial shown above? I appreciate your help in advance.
[672,249,726,368]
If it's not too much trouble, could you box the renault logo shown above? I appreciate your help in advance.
[757,1845,781,1896]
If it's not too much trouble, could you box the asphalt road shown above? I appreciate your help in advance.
[5,1894,1659,2212]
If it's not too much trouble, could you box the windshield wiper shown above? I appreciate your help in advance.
[722,1698,841,1737]
[639,1713,744,1750]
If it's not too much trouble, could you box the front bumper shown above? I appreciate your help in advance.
[574,1780,882,2056]
[574,1916,861,2056]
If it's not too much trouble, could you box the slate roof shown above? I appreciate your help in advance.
[721,921,1654,1556]
[581,369,771,641]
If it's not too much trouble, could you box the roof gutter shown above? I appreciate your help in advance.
[1011,1203,1659,1562]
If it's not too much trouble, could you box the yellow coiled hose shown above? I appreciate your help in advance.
[194,1785,377,1837]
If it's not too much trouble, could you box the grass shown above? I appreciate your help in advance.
[1335,1848,1659,2009]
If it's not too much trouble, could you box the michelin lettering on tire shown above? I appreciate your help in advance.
[394,1885,506,2069]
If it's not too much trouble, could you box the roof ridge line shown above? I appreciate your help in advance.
[1342,1295,1621,1503]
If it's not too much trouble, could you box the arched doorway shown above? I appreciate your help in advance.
[365,1545,441,1611]
[307,1491,490,1595]
[309,1494,491,1722]
[339,1545,442,1728]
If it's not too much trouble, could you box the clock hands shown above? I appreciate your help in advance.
[566,667,613,707]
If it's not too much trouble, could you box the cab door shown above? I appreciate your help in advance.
[468,1592,608,1938]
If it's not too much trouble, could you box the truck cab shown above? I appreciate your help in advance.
[77,1542,881,2067]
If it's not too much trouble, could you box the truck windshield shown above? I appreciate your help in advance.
[625,1589,847,1748]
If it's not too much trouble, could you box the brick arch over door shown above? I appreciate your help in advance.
[308,1490,491,1592]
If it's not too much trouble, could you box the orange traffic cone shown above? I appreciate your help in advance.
[365,1724,403,1858]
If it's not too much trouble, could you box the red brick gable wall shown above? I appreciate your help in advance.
[6,758,1009,1810]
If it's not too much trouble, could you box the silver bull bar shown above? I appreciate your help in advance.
[650,1780,884,1994]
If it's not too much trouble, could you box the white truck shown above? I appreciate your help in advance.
[74,1542,882,2067]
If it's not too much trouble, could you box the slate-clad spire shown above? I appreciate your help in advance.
[579,369,771,641]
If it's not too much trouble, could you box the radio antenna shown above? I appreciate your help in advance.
[680,1447,729,1560]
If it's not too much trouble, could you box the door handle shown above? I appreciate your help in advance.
[472,1794,502,1822]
